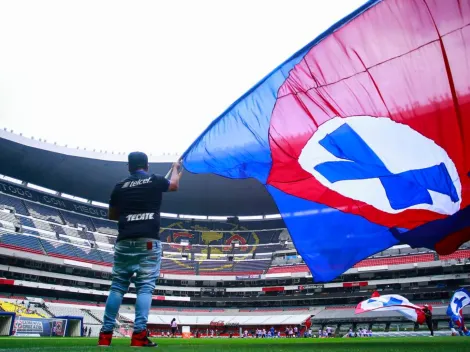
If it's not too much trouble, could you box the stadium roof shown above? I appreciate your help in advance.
[0,130,278,216]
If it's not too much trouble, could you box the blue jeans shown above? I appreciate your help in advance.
[102,239,161,333]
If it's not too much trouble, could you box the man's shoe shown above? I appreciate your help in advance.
[98,331,113,347]
[131,330,157,347]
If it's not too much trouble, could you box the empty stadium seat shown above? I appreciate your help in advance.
[161,259,196,274]
[233,260,270,273]
[267,265,309,274]
[354,254,435,267]
[17,217,40,235]
[25,202,64,224]
[0,231,45,255]
[0,210,17,225]
[439,250,470,260]
[31,218,55,233]
[61,211,96,232]
[46,304,101,324]
[0,194,29,216]
[0,300,43,318]
[92,217,118,236]
[199,261,233,274]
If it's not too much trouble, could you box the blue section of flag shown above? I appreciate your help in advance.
[367,296,404,307]
[447,288,470,318]
[315,123,459,210]
[385,297,404,306]
[266,185,400,282]
[182,53,305,183]
[182,1,382,183]
[393,205,470,249]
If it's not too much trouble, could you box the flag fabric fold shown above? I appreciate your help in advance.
[355,293,427,324]
[183,0,470,282]
[446,288,470,333]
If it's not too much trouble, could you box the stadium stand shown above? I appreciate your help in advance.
[353,254,436,268]
[0,300,43,318]
[267,265,309,274]
[0,193,29,215]
[439,250,470,260]
[46,304,102,324]
[0,231,45,255]
[24,201,64,224]
[1,182,470,331]
[92,217,118,236]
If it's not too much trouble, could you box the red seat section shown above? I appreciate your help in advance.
[439,249,470,260]
[354,254,435,267]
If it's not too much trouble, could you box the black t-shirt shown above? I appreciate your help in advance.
[109,171,169,242]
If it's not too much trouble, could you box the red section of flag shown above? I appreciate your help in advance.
[268,0,470,235]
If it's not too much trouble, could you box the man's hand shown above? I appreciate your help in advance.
[168,159,183,191]
[172,159,183,177]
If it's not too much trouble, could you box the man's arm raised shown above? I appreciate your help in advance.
[167,160,183,192]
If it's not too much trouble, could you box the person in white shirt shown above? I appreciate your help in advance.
[170,318,178,338]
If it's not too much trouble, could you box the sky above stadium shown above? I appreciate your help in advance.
[0,0,366,158]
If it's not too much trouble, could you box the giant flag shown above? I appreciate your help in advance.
[446,288,470,331]
[355,293,428,324]
[182,0,470,282]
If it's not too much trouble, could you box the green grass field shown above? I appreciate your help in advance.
[0,337,468,352]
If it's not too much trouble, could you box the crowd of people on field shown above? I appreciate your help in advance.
[346,327,373,338]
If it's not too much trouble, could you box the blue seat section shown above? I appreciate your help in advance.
[25,201,64,224]
[60,211,96,232]
[39,238,79,257]
[161,259,196,273]
[190,245,205,254]
[0,232,44,253]
[74,245,105,263]
[255,244,284,253]
[0,194,29,215]
[92,217,118,236]
[41,232,59,240]
[18,216,36,228]
[50,223,66,235]
[79,231,93,241]
[18,217,40,235]
[98,250,114,264]
[92,232,116,245]
[232,245,255,255]
[160,218,285,232]
[199,260,233,273]
[233,260,270,273]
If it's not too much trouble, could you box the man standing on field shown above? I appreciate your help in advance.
[98,152,182,348]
